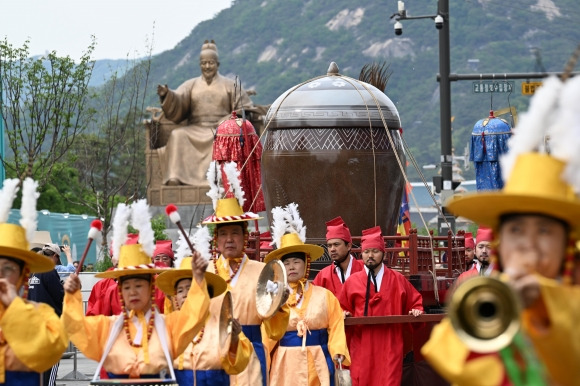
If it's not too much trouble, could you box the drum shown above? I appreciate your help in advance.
[262,62,405,240]
[90,380,178,386]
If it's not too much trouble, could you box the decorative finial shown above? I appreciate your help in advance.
[327,62,340,76]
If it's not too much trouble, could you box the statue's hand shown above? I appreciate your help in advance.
[157,84,169,98]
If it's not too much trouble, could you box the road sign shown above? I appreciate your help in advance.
[473,81,514,93]
[522,81,542,95]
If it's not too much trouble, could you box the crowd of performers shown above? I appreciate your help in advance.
[2,75,580,386]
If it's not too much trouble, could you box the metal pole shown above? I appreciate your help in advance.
[437,0,455,234]
[0,70,5,183]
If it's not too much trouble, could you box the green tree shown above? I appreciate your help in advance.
[0,38,96,184]
[64,52,153,260]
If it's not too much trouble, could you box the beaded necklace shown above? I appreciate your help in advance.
[119,284,156,348]
[211,229,248,284]
[286,257,311,308]
[213,256,243,284]
[287,282,305,308]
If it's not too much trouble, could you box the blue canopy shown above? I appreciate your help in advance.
[470,115,512,191]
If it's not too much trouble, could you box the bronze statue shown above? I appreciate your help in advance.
[156,40,254,186]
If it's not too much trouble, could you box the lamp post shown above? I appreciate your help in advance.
[0,71,5,183]
[392,0,456,235]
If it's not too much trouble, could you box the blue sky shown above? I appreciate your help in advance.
[4,0,232,60]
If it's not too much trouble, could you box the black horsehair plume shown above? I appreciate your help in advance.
[359,62,392,92]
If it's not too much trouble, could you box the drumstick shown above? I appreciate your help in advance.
[165,204,196,254]
[76,219,103,275]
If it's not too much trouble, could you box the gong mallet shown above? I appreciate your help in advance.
[76,219,103,275]
[165,204,196,254]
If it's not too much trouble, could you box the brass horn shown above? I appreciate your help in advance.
[448,275,521,353]
[255,259,289,319]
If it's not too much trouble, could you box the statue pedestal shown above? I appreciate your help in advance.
[147,184,212,206]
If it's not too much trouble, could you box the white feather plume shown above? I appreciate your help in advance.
[174,230,194,269]
[131,199,155,257]
[500,76,563,181]
[270,206,287,248]
[285,202,306,242]
[19,178,39,243]
[223,161,246,208]
[112,203,131,260]
[0,179,20,223]
[547,75,580,193]
[206,161,224,209]
[193,226,212,263]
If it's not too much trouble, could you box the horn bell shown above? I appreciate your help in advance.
[448,275,521,353]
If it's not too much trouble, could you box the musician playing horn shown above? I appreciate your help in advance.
[421,75,580,386]
[62,201,211,380]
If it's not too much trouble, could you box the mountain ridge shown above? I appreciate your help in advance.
[97,0,580,180]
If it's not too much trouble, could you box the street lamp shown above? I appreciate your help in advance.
[392,0,456,235]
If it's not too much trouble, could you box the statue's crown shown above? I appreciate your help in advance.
[201,39,218,54]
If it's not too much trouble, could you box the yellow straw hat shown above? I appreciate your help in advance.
[446,153,580,230]
[0,178,54,274]
[156,257,227,298]
[202,197,262,225]
[96,244,166,279]
[202,161,262,225]
[264,233,324,263]
[0,223,54,273]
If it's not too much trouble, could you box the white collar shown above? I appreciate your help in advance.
[227,254,247,287]
[334,254,355,283]
[363,264,385,291]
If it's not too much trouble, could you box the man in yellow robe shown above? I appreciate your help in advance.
[203,162,290,386]
[0,178,68,385]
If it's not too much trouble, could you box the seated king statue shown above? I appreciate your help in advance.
[156,40,254,186]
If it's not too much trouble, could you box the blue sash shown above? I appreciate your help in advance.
[242,324,267,386]
[279,329,335,386]
[174,369,229,386]
[4,371,40,386]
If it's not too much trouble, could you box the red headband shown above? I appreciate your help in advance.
[153,240,174,259]
[464,232,475,249]
[476,227,493,245]
[361,226,385,252]
[326,216,352,243]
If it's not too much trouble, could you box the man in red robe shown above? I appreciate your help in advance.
[338,226,423,386]
[456,227,493,284]
[312,216,364,296]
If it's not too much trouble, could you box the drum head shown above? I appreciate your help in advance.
[218,291,234,357]
[255,260,288,319]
